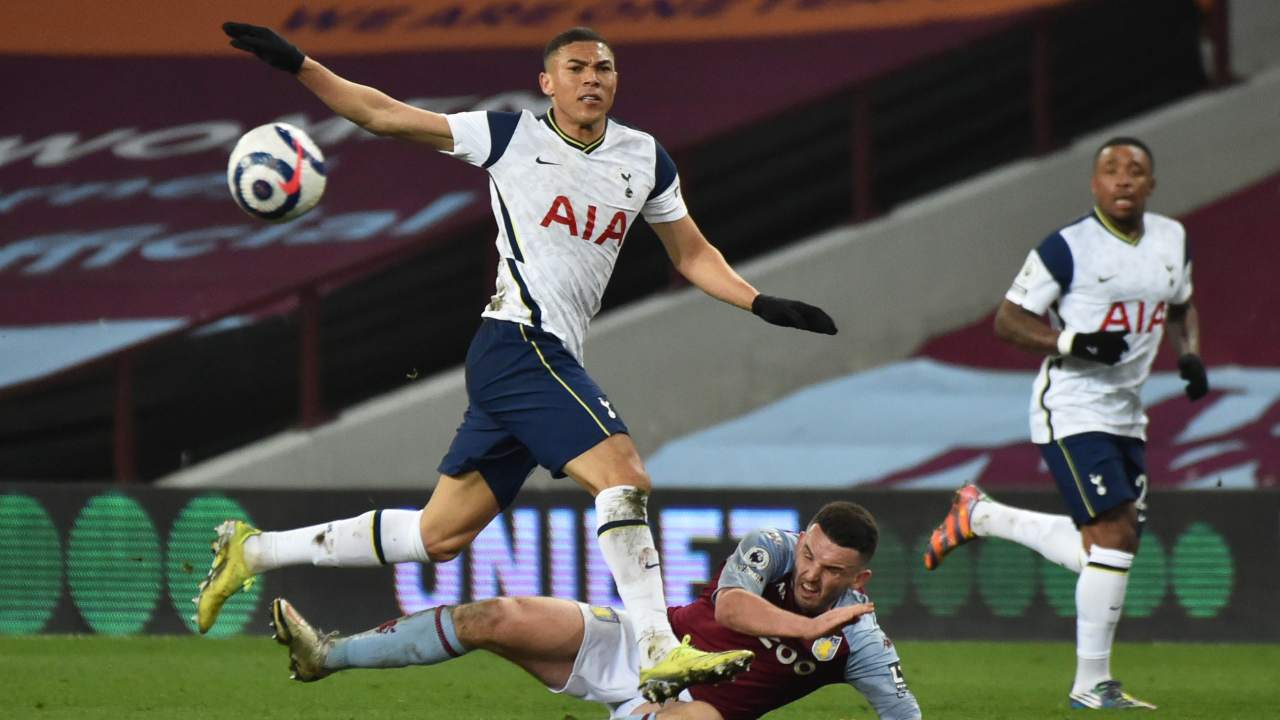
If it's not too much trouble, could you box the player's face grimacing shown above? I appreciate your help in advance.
[1090,144,1155,229]
[539,41,617,129]
[792,524,872,614]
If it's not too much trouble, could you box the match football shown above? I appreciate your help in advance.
[227,122,327,222]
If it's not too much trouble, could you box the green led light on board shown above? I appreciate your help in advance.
[1040,556,1077,618]
[167,495,262,636]
[67,492,163,635]
[1123,533,1167,619]
[1172,522,1233,618]
[866,528,907,616]
[978,539,1036,618]
[0,494,62,634]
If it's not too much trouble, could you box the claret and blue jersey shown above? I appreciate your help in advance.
[442,108,685,363]
[667,529,922,720]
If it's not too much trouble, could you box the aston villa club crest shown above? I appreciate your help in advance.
[811,634,843,661]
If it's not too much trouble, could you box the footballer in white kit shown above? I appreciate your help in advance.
[206,22,837,703]
[444,107,686,362]
[1011,206,1192,447]
[433,107,692,507]
[923,137,1207,711]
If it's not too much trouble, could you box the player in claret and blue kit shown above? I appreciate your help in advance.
[923,137,1207,711]
[199,22,838,703]
[270,501,922,720]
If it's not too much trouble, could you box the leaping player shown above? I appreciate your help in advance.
[270,502,921,719]
[200,23,838,702]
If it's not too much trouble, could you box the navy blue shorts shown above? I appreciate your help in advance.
[1039,432,1149,528]
[438,319,628,509]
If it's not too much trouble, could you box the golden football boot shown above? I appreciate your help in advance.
[194,520,260,633]
[271,598,335,682]
[638,635,754,703]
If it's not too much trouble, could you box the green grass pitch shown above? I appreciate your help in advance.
[1,637,1276,719]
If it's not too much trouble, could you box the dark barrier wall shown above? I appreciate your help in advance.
[1,485,1271,642]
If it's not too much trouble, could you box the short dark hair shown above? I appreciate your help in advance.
[808,501,878,561]
[1096,136,1155,173]
[543,27,612,64]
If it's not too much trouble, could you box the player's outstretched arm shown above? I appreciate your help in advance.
[652,216,836,334]
[715,587,872,643]
[222,22,453,150]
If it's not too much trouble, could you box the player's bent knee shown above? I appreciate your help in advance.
[453,597,520,649]
[599,466,651,493]
[1085,508,1140,553]
[422,533,466,563]
[1112,526,1140,554]
[426,547,460,563]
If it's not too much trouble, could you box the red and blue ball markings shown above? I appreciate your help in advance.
[232,125,326,221]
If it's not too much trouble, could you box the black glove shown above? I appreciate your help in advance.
[1178,353,1209,401]
[223,22,305,74]
[1065,330,1128,365]
[751,294,837,335]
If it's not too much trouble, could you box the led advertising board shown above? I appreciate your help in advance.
[1,486,1272,641]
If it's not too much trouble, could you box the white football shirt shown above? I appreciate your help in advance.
[443,109,687,362]
[1005,209,1193,443]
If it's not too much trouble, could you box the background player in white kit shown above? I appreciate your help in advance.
[198,23,837,701]
[922,138,1207,710]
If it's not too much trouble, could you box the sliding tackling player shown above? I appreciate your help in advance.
[272,502,921,719]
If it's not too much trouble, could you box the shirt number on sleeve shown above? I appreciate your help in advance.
[890,661,909,698]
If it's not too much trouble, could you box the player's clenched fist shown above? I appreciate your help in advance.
[752,294,838,335]
[1057,329,1128,365]
[1177,353,1209,400]
[223,22,305,74]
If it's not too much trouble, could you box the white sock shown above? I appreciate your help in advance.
[594,486,678,667]
[1072,546,1133,694]
[971,499,1086,572]
[243,509,429,573]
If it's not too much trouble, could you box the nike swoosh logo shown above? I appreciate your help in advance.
[1097,275,1116,283]
[277,138,305,195]
[535,156,560,165]
[644,562,661,569]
